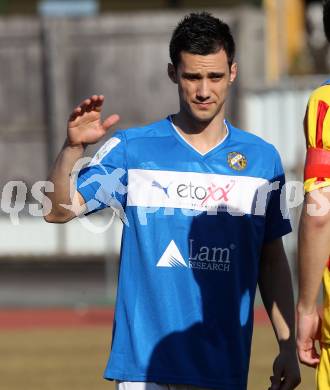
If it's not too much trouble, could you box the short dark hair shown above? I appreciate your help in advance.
[169,12,236,69]
[324,0,330,42]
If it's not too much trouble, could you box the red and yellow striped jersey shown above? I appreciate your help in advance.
[304,80,330,193]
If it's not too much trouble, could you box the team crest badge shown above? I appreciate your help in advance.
[227,152,247,171]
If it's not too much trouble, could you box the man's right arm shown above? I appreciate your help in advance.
[297,189,330,367]
[43,94,120,223]
[297,85,330,366]
[44,142,86,223]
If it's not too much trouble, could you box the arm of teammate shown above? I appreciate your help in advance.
[43,94,120,223]
[258,238,301,390]
[296,189,330,367]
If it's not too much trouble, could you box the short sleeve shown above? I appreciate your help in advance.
[304,86,330,193]
[76,131,128,215]
[263,148,292,243]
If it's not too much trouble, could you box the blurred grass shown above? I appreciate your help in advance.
[0,325,315,390]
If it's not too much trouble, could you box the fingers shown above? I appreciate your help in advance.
[102,114,120,131]
[268,366,282,389]
[297,339,320,367]
[297,346,320,368]
[277,367,301,390]
[268,377,281,390]
[69,95,105,122]
[92,94,104,112]
[277,369,301,390]
[68,95,120,131]
[278,376,301,390]
[268,363,301,390]
[69,106,82,122]
[268,355,283,390]
[296,312,322,368]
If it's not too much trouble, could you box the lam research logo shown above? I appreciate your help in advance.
[157,240,234,272]
[227,152,247,171]
[156,240,187,267]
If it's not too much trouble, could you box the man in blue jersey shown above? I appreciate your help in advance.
[44,12,300,390]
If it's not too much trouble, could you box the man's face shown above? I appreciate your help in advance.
[169,49,237,123]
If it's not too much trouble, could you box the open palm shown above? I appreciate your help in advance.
[67,95,120,146]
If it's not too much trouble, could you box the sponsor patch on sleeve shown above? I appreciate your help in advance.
[89,137,121,166]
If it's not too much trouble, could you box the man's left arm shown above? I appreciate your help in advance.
[258,237,301,390]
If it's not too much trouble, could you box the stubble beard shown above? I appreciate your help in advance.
[188,102,222,126]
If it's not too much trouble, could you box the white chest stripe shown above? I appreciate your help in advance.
[127,169,269,215]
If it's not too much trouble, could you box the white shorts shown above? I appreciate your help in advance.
[116,382,213,390]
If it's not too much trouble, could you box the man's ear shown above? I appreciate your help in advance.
[229,62,238,84]
[168,63,178,84]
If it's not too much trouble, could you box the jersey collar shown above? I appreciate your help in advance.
[167,115,231,159]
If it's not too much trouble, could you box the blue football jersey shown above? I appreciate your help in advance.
[77,117,291,390]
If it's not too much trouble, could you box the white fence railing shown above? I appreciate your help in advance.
[0,214,122,257]
[243,87,312,173]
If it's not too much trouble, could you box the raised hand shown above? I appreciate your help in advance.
[67,95,120,147]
